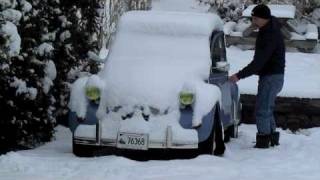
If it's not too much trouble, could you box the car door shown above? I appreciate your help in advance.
[209,31,233,128]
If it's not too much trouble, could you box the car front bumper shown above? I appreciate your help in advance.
[73,125,198,150]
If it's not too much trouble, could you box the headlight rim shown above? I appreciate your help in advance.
[179,91,195,106]
[85,86,101,101]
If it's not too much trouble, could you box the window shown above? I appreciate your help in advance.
[210,32,227,67]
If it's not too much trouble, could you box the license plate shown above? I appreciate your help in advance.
[116,132,148,150]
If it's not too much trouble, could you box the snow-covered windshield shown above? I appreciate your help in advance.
[97,11,223,111]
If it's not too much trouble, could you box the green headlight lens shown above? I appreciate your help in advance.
[179,92,194,105]
[85,86,100,101]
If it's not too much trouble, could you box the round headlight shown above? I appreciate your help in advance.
[179,92,194,106]
[85,86,100,101]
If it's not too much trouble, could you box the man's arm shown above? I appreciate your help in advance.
[236,34,275,79]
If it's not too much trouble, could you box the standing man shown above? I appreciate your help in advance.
[229,4,285,148]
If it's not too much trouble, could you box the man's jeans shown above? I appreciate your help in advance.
[256,74,284,134]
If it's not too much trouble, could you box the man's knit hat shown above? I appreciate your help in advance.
[251,4,271,19]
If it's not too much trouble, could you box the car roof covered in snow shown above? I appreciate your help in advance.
[117,10,223,36]
[95,11,223,111]
[242,5,296,19]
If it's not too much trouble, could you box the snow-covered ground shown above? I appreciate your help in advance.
[1,125,320,180]
[1,46,319,179]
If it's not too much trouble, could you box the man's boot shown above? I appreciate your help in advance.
[270,131,280,146]
[254,133,270,148]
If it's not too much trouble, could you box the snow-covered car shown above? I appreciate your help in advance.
[68,11,241,157]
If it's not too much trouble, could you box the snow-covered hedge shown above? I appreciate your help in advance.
[0,0,57,152]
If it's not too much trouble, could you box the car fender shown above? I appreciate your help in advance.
[179,103,220,143]
[68,102,99,132]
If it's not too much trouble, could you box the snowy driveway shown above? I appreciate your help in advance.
[1,124,320,180]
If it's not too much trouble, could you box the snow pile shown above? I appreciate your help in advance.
[192,82,221,127]
[37,43,56,94]
[69,77,89,118]
[0,0,17,10]
[69,75,105,118]
[243,4,296,19]
[42,60,57,94]
[20,0,32,13]
[224,21,237,35]
[0,21,21,57]
[98,45,109,60]
[305,24,318,39]
[287,19,309,34]
[37,43,54,56]
[59,30,71,42]
[287,19,319,40]
[223,18,251,37]
[290,24,319,40]
[58,15,71,28]
[86,74,106,90]
[44,60,57,81]
[1,63,9,70]
[0,8,22,24]
[234,18,251,32]
[87,51,104,63]
[10,77,37,100]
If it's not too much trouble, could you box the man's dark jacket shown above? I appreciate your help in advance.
[236,16,285,79]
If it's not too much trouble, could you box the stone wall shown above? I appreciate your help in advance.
[240,94,320,131]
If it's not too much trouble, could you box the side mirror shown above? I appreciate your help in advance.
[213,61,230,72]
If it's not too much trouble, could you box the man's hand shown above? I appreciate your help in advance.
[229,74,239,83]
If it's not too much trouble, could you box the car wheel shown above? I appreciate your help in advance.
[73,141,95,157]
[199,107,225,156]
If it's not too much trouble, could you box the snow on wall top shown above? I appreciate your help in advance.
[117,11,223,36]
[242,5,296,19]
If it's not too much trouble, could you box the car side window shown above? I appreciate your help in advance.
[210,32,227,66]
[210,32,228,74]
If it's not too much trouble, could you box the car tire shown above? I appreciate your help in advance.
[73,141,95,157]
[199,107,225,156]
